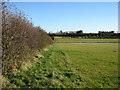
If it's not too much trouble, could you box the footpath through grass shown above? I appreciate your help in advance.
[5,41,118,88]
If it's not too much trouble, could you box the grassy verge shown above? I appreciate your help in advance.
[4,43,118,88]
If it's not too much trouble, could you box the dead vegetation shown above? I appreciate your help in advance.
[1,1,53,77]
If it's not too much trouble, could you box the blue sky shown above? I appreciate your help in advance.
[11,2,118,33]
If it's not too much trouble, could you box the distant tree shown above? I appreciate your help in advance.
[76,30,83,34]
[110,31,114,33]
[69,31,76,34]
[60,30,63,34]
[64,31,68,34]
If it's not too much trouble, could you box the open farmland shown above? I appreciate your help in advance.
[5,38,118,88]
[1,2,119,89]
[55,37,119,43]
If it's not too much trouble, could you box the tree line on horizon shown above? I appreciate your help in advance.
[49,30,120,39]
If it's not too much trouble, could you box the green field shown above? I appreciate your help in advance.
[5,38,118,88]
[55,37,119,43]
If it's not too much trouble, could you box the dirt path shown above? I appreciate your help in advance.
[71,42,119,44]
[57,42,119,44]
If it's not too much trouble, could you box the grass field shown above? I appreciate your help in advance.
[55,37,119,43]
[5,38,118,88]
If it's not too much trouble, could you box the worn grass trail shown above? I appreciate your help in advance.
[7,42,118,88]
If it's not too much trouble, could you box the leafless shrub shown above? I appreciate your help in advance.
[2,1,53,77]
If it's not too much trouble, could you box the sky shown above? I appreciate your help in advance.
[11,2,118,33]
[10,0,119,2]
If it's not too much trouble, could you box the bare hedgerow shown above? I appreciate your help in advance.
[2,1,53,77]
